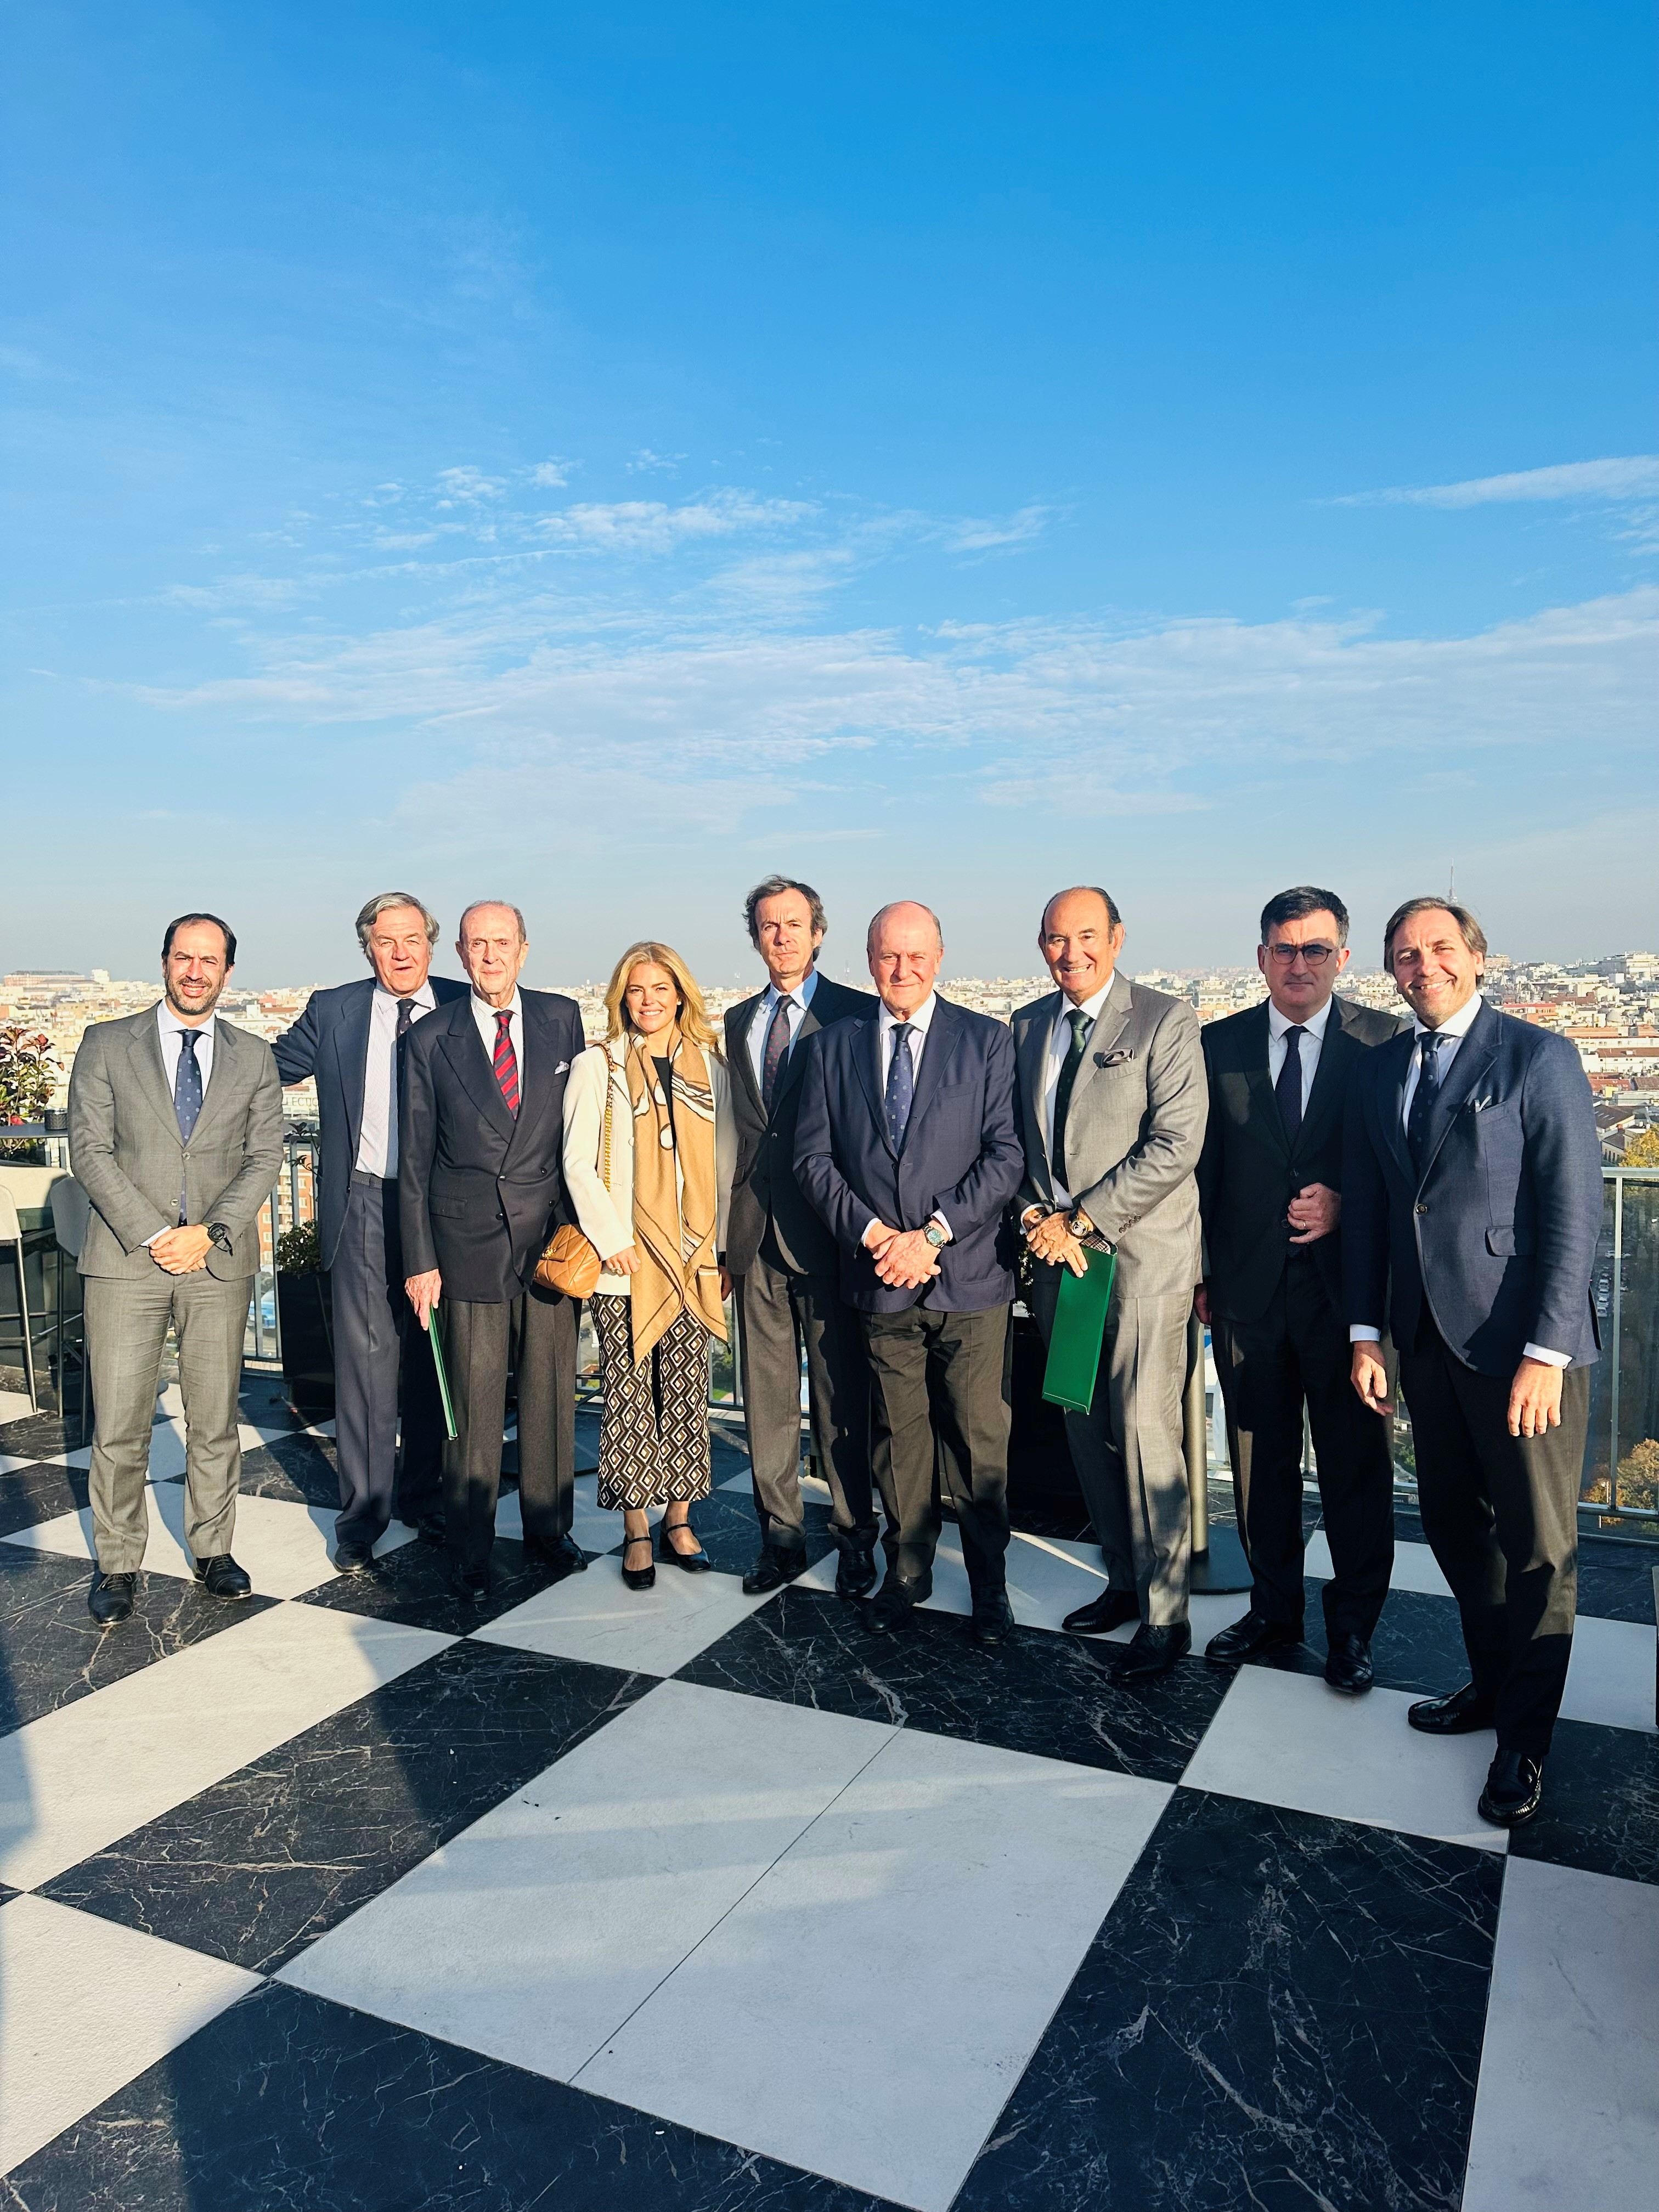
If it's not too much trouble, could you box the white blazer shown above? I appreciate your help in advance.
[561,1036,737,1297]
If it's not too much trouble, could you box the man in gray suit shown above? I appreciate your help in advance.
[1014,885,1208,1677]
[69,912,285,1626]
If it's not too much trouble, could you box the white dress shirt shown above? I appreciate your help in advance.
[1267,994,1333,1118]
[1350,994,1567,1365]
[470,989,524,1088]
[156,1001,216,1095]
[865,994,949,1244]
[747,966,820,1089]
[1043,981,1113,1206]
[356,980,438,1177]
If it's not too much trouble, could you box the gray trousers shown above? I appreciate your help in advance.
[736,1240,875,1555]
[1031,1265,1191,1626]
[864,1304,1011,1595]
[443,1286,577,1570]
[83,1268,253,1572]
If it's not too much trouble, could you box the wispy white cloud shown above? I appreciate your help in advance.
[435,466,507,506]
[946,504,1053,553]
[1335,456,1659,509]
[626,448,685,475]
[529,458,574,488]
[535,492,814,553]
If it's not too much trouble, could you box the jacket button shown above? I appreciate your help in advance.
[1414,1202,1428,1216]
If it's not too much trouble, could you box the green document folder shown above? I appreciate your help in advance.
[425,1307,459,1441]
[1041,1248,1116,1415]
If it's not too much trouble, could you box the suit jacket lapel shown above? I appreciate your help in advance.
[1244,1002,1291,1163]
[188,1020,247,1146]
[1377,1029,1417,1182]
[1064,970,1133,1122]
[1016,996,1058,1165]
[905,996,961,1141]
[728,995,766,1122]
[444,1002,517,1143]
[127,1013,183,1144]
[338,983,374,1162]
[854,1017,893,1154]
[1292,1002,1346,1156]
[1419,1003,1500,1182]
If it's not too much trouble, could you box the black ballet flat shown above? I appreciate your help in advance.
[658,1516,711,1572]
[621,1534,656,1591]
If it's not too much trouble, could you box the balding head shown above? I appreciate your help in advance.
[866,900,945,1018]
[1038,885,1125,1006]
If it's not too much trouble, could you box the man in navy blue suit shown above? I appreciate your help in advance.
[274,895,470,1568]
[795,900,1025,1641]
[1345,898,1603,1829]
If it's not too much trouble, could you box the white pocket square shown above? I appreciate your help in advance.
[554,1060,571,1075]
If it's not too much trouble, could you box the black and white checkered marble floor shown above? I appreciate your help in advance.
[0,1382,1655,2212]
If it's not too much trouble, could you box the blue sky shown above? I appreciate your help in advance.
[4,2,1656,988]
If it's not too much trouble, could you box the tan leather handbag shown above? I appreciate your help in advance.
[535,1056,613,1297]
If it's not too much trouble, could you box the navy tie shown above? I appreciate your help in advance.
[885,1023,916,1149]
[761,996,794,1111]
[1406,1032,1442,1177]
[1276,1024,1305,1142]
[174,1028,204,1223]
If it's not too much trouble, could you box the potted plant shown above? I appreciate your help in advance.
[275,1218,335,1421]
[0,1028,58,1163]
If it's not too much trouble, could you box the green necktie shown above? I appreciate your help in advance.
[1052,1007,1092,1192]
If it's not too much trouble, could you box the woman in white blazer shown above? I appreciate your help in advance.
[562,940,736,1589]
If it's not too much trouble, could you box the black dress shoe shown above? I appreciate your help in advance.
[970,1590,1015,1645]
[742,1544,808,1595]
[868,1578,925,1633]
[1408,1682,1497,1735]
[1479,1750,1544,1827]
[88,1571,136,1627]
[529,1533,589,1578]
[1204,1609,1304,1664]
[1324,1633,1374,1695]
[1105,1621,1192,1679]
[1061,1589,1140,1637]
[658,1518,712,1572]
[193,1554,252,1600]
[332,1540,375,1576]
[412,1513,448,1548]
[620,1534,656,1592]
[448,1560,492,1604]
[834,1544,879,1601]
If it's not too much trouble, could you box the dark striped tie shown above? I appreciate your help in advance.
[492,1009,520,1116]
[761,995,794,1111]
[173,1028,203,1223]
[1051,1008,1091,1191]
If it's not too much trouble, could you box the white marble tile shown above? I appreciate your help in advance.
[719,1463,829,1503]
[475,1553,781,1677]
[0,1452,38,1478]
[2,1481,413,1598]
[490,1483,620,1557]
[0,1894,259,2172]
[580,1725,1172,2212]
[1182,1663,1506,1853]
[280,1679,889,2081]
[1558,1612,1657,1735]
[0,1390,38,1426]
[1463,1857,1659,2212]
[1304,1528,1453,1599]
[38,1419,291,1479]
[0,1604,449,1889]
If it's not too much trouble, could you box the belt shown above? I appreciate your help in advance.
[352,1168,397,1188]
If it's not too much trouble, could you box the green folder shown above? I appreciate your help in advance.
[1041,1248,1116,1415]
[425,1306,459,1442]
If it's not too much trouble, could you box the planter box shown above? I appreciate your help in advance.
[277,1270,335,1422]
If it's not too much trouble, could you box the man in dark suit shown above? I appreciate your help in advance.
[795,900,1025,1641]
[1346,898,1603,1828]
[274,894,470,1570]
[400,900,588,1601]
[1196,886,1406,1691]
[725,876,881,1598]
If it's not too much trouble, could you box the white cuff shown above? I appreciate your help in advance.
[1522,1342,1571,1368]
[1349,1325,1382,1344]
[861,1216,884,1248]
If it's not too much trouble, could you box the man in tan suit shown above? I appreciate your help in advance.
[69,912,284,1626]
[1013,886,1208,1677]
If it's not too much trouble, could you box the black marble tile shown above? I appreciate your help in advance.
[296,1533,583,1637]
[235,1428,342,1507]
[957,1787,1502,2212]
[1508,1715,1659,1888]
[4,1980,902,2211]
[1233,1577,1471,1700]
[0,1458,91,1538]
[238,1372,307,1429]
[679,1585,1230,1783]
[646,1487,839,1577]
[1576,1534,1659,1624]
[0,1548,279,1735]
[1006,1494,1094,1542]
[0,1881,16,1906]
[42,1640,651,1974]
[0,1410,81,1463]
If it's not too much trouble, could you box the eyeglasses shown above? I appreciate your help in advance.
[1265,943,1338,968]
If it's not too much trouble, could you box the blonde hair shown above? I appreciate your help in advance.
[603,940,721,1053]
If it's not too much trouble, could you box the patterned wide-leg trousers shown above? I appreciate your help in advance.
[592,1295,715,1511]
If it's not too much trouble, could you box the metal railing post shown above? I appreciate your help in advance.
[1609,1170,1624,1514]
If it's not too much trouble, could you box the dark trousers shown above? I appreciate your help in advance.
[736,1234,876,1556]
[1212,1252,1395,1641]
[1400,1313,1587,1757]
[864,1304,1011,1596]
[442,1285,578,1570]
[329,1171,444,1545]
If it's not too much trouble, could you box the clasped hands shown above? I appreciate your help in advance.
[149,1225,213,1276]
[1024,1205,1090,1278]
[864,1221,939,1289]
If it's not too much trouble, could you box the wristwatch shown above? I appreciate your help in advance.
[206,1222,233,1255]
[922,1221,950,1250]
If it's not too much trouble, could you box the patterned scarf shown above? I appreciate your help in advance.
[624,1027,726,1362]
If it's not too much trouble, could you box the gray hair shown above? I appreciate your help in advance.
[457,899,529,946]
[356,893,441,958]
[743,874,827,946]
[866,900,945,957]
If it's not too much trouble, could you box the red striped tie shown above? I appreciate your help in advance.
[492,1009,520,1116]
